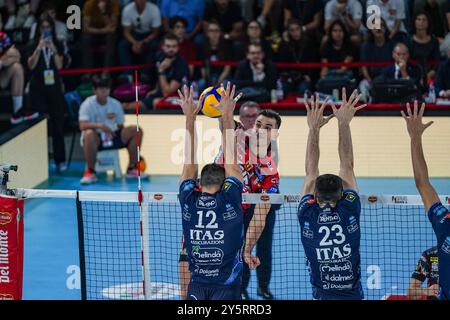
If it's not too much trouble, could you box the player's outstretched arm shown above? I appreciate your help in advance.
[301,94,334,196]
[332,88,366,192]
[178,85,201,184]
[213,82,243,182]
[401,101,439,212]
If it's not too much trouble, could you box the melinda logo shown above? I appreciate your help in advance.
[0,212,12,226]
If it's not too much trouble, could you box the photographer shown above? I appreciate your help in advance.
[26,13,67,172]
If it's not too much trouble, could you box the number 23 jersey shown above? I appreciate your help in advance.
[297,190,364,300]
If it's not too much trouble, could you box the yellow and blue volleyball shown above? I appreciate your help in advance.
[199,86,225,118]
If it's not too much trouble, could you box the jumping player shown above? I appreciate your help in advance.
[289,89,366,300]
[178,83,244,300]
[401,101,449,300]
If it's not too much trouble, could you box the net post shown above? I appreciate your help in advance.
[76,191,87,300]
[140,194,151,300]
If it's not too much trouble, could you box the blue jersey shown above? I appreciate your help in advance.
[297,190,364,300]
[179,177,244,287]
[428,202,450,300]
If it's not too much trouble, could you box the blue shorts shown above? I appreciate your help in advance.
[187,282,241,300]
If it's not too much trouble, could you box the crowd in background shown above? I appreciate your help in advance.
[1,0,450,123]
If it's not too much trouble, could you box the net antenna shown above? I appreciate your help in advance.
[135,70,151,299]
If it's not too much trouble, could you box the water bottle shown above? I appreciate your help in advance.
[276,78,284,101]
[428,80,436,103]
[102,107,117,148]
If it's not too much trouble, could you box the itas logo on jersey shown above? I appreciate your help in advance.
[302,222,314,239]
[317,211,341,225]
[196,196,217,209]
[192,246,224,265]
[442,237,450,255]
[347,216,359,234]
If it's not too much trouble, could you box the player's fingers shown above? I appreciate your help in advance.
[424,121,434,129]
[226,81,231,97]
[348,89,357,106]
[304,96,310,112]
[406,102,412,116]
[351,93,363,108]
[355,103,367,111]
[331,102,338,115]
[315,93,320,110]
[419,102,426,117]
[342,87,347,105]
[413,100,418,118]
[400,110,409,120]
[320,96,330,111]
[177,89,183,100]
[230,84,236,100]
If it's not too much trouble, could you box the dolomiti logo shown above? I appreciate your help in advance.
[0,212,12,225]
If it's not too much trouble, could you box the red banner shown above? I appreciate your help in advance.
[0,196,24,300]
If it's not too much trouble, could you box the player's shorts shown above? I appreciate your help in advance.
[187,282,241,300]
[97,129,127,151]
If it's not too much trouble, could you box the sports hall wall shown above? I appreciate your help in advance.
[119,115,450,177]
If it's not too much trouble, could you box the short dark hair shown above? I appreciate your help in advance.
[169,16,188,29]
[200,164,225,188]
[315,174,344,203]
[258,109,282,129]
[92,74,112,89]
[163,33,180,44]
[247,42,263,53]
[411,11,432,36]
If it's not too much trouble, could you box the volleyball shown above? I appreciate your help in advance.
[199,86,225,118]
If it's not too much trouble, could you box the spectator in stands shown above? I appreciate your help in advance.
[119,0,162,75]
[198,20,232,92]
[160,0,205,42]
[435,45,450,97]
[447,0,450,31]
[283,0,324,43]
[408,246,439,299]
[235,20,274,61]
[30,2,68,44]
[169,16,197,78]
[413,0,448,39]
[4,0,40,30]
[125,33,189,110]
[234,43,277,102]
[26,14,67,172]
[276,18,318,94]
[81,0,120,69]
[0,31,30,125]
[407,11,441,83]
[79,74,148,184]
[359,18,394,102]
[320,19,355,79]
[382,42,423,88]
[324,0,363,45]
[203,0,244,42]
[240,0,282,37]
[366,0,408,43]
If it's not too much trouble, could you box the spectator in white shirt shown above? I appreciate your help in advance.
[324,0,363,45]
[118,0,162,75]
[366,0,408,43]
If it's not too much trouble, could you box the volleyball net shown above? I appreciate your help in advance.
[15,189,450,300]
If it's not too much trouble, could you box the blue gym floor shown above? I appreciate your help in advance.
[22,161,450,300]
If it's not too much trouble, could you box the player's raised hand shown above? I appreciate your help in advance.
[244,250,261,270]
[401,100,433,138]
[305,93,334,130]
[177,85,201,118]
[211,82,243,118]
[331,88,366,125]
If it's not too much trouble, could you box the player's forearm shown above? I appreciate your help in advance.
[408,284,434,298]
[338,122,354,170]
[305,128,320,177]
[185,116,196,164]
[410,136,430,187]
[159,75,171,96]
[245,204,271,252]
